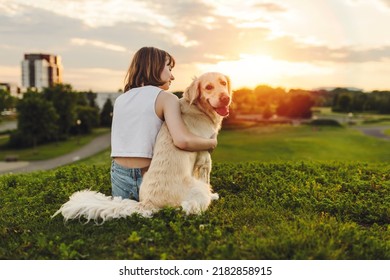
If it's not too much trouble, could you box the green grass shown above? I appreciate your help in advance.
[211,125,390,163]
[76,147,111,166]
[1,120,390,260]
[0,162,389,259]
[75,124,390,167]
[312,107,390,126]
[0,128,110,161]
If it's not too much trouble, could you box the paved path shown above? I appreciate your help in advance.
[0,120,17,132]
[0,124,388,175]
[0,133,111,175]
[353,125,390,141]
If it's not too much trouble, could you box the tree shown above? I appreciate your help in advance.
[84,90,98,108]
[288,92,315,118]
[100,98,113,127]
[10,92,59,148]
[337,94,352,112]
[254,85,286,108]
[374,91,390,114]
[43,84,77,139]
[73,105,100,134]
[276,90,314,119]
[262,105,273,119]
[232,88,254,114]
[0,88,15,113]
[276,100,289,117]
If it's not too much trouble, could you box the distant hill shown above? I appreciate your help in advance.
[312,87,363,92]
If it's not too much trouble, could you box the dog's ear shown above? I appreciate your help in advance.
[183,76,200,105]
[224,74,232,95]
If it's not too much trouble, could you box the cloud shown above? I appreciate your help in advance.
[1,0,171,28]
[377,0,390,8]
[141,0,213,23]
[70,38,127,52]
[253,2,287,13]
[265,35,390,63]
[0,4,82,65]
[4,0,388,67]
[130,0,390,65]
[1,0,390,91]
[0,66,20,84]
[64,67,125,91]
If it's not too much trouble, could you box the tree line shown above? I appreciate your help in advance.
[231,85,315,119]
[328,88,390,114]
[1,84,114,148]
[230,85,390,119]
[2,83,389,148]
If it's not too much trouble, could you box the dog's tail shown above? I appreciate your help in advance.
[52,190,153,223]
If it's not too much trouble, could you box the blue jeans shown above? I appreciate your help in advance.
[111,160,143,201]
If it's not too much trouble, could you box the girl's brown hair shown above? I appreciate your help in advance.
[124,47,175,92]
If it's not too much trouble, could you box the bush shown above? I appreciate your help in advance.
[8,130,33,148]
[363,117,390,124]
[309,119,342,127]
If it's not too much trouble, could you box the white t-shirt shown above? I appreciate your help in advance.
[111,86,163,158]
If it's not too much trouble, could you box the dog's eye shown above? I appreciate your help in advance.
[205,84,214,90]
[221,81,227,86]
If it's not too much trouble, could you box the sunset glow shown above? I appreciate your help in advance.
[0,0,390,92]
[196,54,333,90]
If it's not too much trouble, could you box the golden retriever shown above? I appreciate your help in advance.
[53,72,232,222]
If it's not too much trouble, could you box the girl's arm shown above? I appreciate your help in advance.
[156,91,217,151]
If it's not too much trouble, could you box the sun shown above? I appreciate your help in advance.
[197,54,283,90]
[196,53,333,90]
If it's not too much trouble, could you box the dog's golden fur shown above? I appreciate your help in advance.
[53,72,232,221]
[139,72,231,214]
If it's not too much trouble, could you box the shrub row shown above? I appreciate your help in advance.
[0,161,389,259]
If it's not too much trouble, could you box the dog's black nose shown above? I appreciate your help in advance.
[220,94,230,105]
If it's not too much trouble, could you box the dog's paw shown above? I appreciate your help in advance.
[210,193,219,200]
[181,200,202,215]
[140,209,154,218]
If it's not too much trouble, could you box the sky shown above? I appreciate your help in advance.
[1,0,390,93]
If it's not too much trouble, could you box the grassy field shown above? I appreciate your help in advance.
[0,128,110,161]
[212,125,390,163]
[1,107,389,164]
[0,162,389,259]
[1,116,389,260]
[77,124,390,167]
[312,107,390,125]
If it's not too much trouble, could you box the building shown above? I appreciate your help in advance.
[21,53,63,90]
[0,82,22,98]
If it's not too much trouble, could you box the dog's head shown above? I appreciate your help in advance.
[183,72,232,119]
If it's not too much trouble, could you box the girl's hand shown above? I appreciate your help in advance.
[208,134,217,153]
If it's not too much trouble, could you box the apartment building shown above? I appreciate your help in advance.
[21,53,63,90]
[0,82,22,98]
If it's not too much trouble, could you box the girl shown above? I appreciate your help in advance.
[110,46,217,201]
